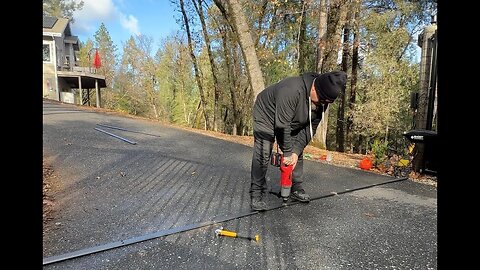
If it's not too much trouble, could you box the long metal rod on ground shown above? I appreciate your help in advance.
[94,127,137,145]
[96,123,162,138]
[43,176,407,265]
[268,176,408,210]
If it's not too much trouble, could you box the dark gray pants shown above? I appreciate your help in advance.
[250,135,304,198]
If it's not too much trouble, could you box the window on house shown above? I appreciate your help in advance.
[43,44,51,62]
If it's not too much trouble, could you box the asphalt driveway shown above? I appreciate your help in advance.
[42,100,437,269]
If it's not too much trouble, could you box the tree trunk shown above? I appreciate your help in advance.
[192,100,202,128]
[321,0,347,72]
[346,0,360,153]
[214,0,265,102]
[314,0,348,149]
[146,75,159,119]
[315,0,328,72]
[151,100,159,119]
[193,0,221,131]
[180,0,210,129]
[313,0,329,149]
[220,25,240,135]
[297,0,307,73]
[336,0,353,152]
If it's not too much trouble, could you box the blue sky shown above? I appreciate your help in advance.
[72,0,181,50]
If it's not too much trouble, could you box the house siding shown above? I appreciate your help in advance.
[43,39,58,100]
[43,32,75,101]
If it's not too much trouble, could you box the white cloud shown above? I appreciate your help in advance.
[72,0,141,37]
[119,14,140,36]
[75,0,116,22]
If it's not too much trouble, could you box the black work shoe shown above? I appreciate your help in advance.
[251,197,268,211]
[291,189,311,203]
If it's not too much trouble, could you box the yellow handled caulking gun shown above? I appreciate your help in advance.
[215,227,259,242]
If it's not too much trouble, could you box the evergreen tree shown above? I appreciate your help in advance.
[43,0,84,21]
[93,23,118,109]
[94,23,117,84]
[351,0,430,151]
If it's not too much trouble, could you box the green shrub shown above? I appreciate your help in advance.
[371,139,388,167]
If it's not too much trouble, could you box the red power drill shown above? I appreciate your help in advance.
[280,155,293,203]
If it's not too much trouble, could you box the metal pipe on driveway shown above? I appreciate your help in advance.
[94,127,137,145]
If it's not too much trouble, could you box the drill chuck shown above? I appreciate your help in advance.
[281,186,291,198]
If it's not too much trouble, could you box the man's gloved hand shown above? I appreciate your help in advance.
[283,153,298,168]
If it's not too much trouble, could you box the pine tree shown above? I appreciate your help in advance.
[43,0,84,21]
[93,23,118,109]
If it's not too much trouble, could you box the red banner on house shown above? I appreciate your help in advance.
[93,49,102,69]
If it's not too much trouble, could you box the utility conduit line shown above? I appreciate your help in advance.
[42,216,254,266]
[326,176,408,196]
[97,123,162,138]
[42,176,407,266]
[267,177,409,211]
[94,127,137,145]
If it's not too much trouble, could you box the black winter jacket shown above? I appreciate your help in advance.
[253,72,328,157]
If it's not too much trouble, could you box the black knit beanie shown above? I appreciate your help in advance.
[314,71,347,101]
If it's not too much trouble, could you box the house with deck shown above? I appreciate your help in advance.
[43,16,106,107]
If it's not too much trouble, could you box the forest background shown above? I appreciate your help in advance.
[43,0,438,164]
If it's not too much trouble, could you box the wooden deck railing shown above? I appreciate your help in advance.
[58,65,99,74]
